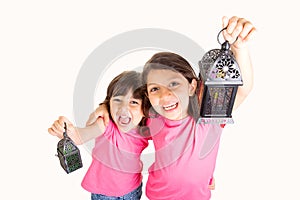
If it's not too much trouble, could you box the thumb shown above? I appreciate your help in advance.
[58,116,72,126]
[58,116,76,134]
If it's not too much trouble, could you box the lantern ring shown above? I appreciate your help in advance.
[217,27,238,45]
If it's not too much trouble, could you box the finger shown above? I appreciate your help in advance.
[87,107,102,126]
[208,185,215,190]
[86,114,92,126]
[230,18,247,41]
[226,16,239,34]
[222,16,229,28]
[208,178,215,190]
[86,112,98,126]
[87,103,108,126]
[58,116,75,134]
[58,116,72,125]
[237,20,255,39]
[103,112,110,127]
[242,26,257,43]
[222,16,238,44]
[48,127,63,139]
[48,127,56,136]
[53,120,64,132]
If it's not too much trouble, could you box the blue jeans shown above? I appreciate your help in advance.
[91,183,142,200]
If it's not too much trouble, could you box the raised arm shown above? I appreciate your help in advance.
[222,16,256,110]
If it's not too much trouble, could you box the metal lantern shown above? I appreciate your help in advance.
[198,28,243,124]
[56,122,83,174]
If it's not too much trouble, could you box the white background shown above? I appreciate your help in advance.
[1,0,299,199]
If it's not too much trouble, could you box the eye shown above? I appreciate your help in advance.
[130,100,139,105]
[130,99,142,107]
[169,81,179,87]
[149,87,159,93]
[112,97,121,103]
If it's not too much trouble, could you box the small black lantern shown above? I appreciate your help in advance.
[198,28,243,124]
[56,122,83,174]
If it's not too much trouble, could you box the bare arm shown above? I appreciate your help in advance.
[86,103,110,127]
[232,46,254,110]
[222,16,256,110]
[48,116,106,145]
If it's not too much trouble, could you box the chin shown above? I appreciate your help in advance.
[119,125,136,132]
[162,113,179,120]
[162,110,187,121]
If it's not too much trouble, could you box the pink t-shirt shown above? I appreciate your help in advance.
[146,115,223,200]
[81,120,149,196]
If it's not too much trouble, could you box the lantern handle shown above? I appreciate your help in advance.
[63,122,68,138]
[217,27,238,45]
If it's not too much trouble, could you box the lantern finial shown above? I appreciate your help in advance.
[221,41,230,51]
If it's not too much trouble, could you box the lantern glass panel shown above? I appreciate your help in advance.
[57,138,83,174]
[201,86,237,118]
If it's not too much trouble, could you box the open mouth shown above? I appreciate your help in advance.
[163,102,178,111]
[118,116,131,125]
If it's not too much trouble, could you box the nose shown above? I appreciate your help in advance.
[117,102,130,115]
[160,86,172,99]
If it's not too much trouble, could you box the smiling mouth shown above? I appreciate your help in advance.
[163,102,178,111]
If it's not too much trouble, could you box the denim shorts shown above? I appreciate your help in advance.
[91,183,142,200]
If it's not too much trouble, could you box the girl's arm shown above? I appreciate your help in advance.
[222,16,256,110]
[48,116,106,145]
[232,46,254,110]
[86,103,110,127]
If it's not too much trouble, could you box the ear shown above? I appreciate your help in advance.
[188,79,197,96]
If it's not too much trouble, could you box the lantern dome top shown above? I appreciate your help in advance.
[199,43,243,85]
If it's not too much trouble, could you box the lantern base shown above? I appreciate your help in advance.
[197,117,234,124]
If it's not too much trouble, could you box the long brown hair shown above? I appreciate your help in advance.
[142,52,200,120]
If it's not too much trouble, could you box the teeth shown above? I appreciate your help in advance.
[163,103,177,111]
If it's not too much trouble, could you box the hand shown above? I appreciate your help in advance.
[48,116,77,140]
[86,104,110,127]
[208,177,215,190]
[222,16,256,49]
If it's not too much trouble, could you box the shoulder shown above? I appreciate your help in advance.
[98,118,116,136]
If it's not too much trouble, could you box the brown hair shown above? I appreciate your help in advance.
[142,52,200,120]
[101,71,148,127]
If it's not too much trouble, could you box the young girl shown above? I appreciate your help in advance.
[48,71,150,200]
[142,52,223,199]
[87,16,256,199]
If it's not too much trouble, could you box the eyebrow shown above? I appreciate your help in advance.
[147,77,182,86]
[147,83,158,86]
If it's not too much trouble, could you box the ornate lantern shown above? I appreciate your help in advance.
[56,122,83,173]
[198,28,242,124]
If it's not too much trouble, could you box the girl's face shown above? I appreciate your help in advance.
[110,90,144,132]
[146,69,197,120]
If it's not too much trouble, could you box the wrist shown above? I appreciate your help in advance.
[231,46,250,58]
